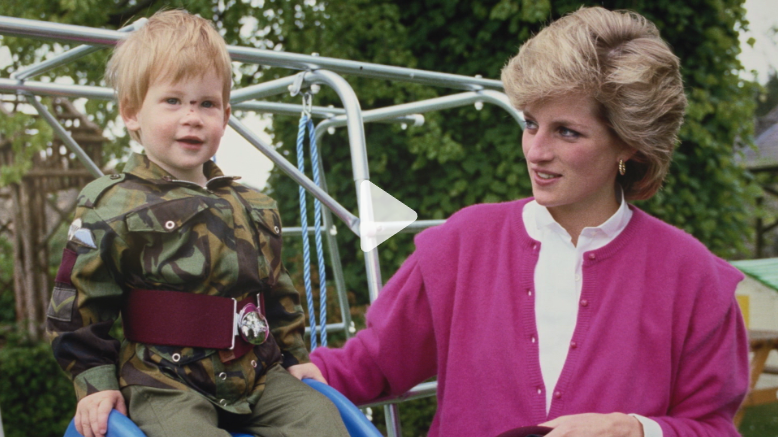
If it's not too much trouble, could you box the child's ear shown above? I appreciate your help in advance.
[121,105,141,132]
[223,103,231,128]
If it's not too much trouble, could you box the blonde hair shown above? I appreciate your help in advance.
[501,7,687,200]
[106,9,232,142]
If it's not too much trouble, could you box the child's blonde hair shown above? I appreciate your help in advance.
[106,9,232,142]
[501,7,687,200]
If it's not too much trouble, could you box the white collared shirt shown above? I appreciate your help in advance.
[522,193,662,437]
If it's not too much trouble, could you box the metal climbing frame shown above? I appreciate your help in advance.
[0,15,525,437]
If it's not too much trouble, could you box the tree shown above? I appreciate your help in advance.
[756,71,778,118]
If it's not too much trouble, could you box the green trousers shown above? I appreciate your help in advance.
[121,364,350,437]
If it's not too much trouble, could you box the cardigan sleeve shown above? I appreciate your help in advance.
[310,252,437,405]
[651,257,749,437]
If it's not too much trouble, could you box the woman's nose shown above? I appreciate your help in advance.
[524,131,553,163]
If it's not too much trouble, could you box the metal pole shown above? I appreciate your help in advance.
[0,15,504,92]
[312,144,354,339]
[0,78,113,100]
[301,69,403,436]
[314,90,524,137]
[227,116,360,235]
[25,95,103,178]
[11,19,146,81]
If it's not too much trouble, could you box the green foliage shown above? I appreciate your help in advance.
[0,337,76,437]
[756,72,778,117]
[0,237,15,324]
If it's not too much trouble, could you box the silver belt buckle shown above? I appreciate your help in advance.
[236,300,269,346]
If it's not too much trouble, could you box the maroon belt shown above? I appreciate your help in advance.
[122,289,266,360]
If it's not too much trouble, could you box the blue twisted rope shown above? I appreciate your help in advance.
[297,114,317,351]
[307,116,328,347]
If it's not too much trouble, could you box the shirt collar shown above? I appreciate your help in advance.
[528,186,632,239]
[123,153,239,189]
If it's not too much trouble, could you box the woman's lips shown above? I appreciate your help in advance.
[533,169,561,185]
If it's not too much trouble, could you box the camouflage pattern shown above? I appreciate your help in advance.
[46,153,309,414]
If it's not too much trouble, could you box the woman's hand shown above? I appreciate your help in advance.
[540,412,643,437]
[75,390,127,437]
[288,362,328,384]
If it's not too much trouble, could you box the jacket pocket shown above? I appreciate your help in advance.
[124,198,210,287]
[249,207,283,285]
[126,198,209,233]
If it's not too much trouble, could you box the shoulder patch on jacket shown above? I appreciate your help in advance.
[77,174,126,208]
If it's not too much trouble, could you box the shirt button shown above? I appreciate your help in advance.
[570,341,577,349]
[164,220,176,230]
[580,299,589,307]
[554,391,562,399]
[588,253,596,260]
[219,372,227,380]
[251,360,257,368]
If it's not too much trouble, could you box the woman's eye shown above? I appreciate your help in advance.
[559,127,580,138]
[524,120,537,130]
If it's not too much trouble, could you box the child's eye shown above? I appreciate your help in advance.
[165,98,180,105]
[201,101,215,108]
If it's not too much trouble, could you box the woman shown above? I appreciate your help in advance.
[291,7,749,437]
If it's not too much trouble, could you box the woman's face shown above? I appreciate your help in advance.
[522,94,634,222]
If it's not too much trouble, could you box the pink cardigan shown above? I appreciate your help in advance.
[311,199,748,437]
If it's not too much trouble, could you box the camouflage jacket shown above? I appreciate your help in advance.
[46,153,309,414]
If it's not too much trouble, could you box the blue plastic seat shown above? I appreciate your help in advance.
[63,379,382,437]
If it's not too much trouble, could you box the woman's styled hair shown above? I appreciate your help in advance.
[106,9,232,142]
[501,7,687,200]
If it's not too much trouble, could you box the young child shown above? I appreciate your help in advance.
[45,9,348,437]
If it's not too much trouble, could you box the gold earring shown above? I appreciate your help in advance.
[618,159,626,176]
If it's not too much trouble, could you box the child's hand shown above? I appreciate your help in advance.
[75,390,127,437]
[288,362,328,384]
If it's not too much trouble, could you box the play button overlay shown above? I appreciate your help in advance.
[358,180,417,252]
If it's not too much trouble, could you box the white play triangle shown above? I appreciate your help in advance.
[358,180,418,252]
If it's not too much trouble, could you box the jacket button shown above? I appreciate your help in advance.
[164,220,176,230]
[537,388,542,395]
[588,253,596,260]
[251,360,257,368]
[274,226,280,234]
[570,341,577,349]
[580,299,589,307]
[527,288,532,296]
[219,372,227,380]
[110,174,121,180]
[554,391,562,399]
[219,399,227,406]
[531,336,536,343]
[171,353,181,362]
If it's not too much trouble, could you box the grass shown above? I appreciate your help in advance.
[740,403,778,437]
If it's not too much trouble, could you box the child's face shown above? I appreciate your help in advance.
[122,69,230,183]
